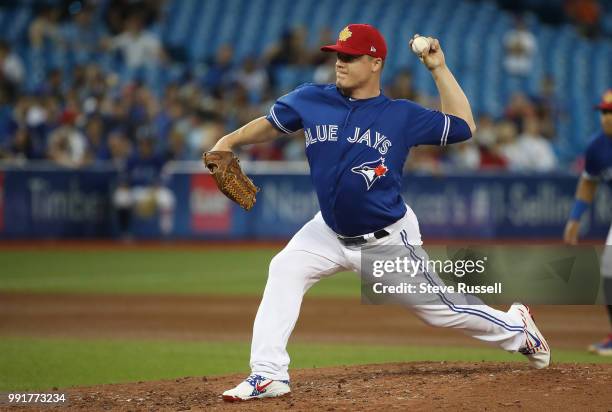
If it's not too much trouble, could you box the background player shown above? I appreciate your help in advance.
[113,135,175,239]
[209,24,550,402]
[564,89,612,356]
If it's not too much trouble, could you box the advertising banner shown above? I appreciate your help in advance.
[189,173,232,234]
[1,168,115,238]
[0,166,609,240]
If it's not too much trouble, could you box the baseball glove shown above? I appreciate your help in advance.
[202,151,259,211]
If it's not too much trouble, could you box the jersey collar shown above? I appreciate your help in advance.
[335,85,387,106]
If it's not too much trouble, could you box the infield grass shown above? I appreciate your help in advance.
[0,249,359,297]
[0,246,605,303]
[1,337,610,391]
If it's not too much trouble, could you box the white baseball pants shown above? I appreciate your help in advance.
[599,225,612,332]
[603,224,612,276]
[250,206,526,381]
[113,186,176,234]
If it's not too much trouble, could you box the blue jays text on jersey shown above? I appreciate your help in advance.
[265,83,472,237]
[584,131,612,190]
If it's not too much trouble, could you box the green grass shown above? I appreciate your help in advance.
[1,246,604,301]
[2,248,609,392]
[0,249,359,297]
[0,337,609,391]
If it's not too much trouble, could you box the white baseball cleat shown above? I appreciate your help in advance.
[222,374,291,402]
[509,303,551,369]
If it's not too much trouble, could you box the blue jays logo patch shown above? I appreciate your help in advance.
[351,157,388,190]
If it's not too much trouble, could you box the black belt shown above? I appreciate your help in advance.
[337,229,390,246]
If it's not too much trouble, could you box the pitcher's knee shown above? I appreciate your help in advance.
[413,305,462,328]
[419,314,448,328]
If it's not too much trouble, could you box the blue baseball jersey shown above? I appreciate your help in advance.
[266,83,472,236]
[583,131,612,190]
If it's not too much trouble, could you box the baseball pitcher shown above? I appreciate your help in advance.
[203,24,551,402]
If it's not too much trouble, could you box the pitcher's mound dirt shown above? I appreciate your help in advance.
[17,362,609,411]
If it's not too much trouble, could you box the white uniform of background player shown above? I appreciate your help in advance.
[564,90,612,355]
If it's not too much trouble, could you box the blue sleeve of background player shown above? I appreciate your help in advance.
[403,100,472,147]
[583,137,602,180]
[265,84,309,134]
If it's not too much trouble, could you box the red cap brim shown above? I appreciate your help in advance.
[596,103,612,111]
[320,44,365,55]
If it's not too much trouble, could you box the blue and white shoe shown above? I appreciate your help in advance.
[509,303,551,369]
[222,374,291,402]
[588,334,612,356]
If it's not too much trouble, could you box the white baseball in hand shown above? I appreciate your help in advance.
[411,36,430,56]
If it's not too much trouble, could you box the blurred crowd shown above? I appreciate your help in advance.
[399,76,563,174]
[0,0,591,176]
[499,0,609,38]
